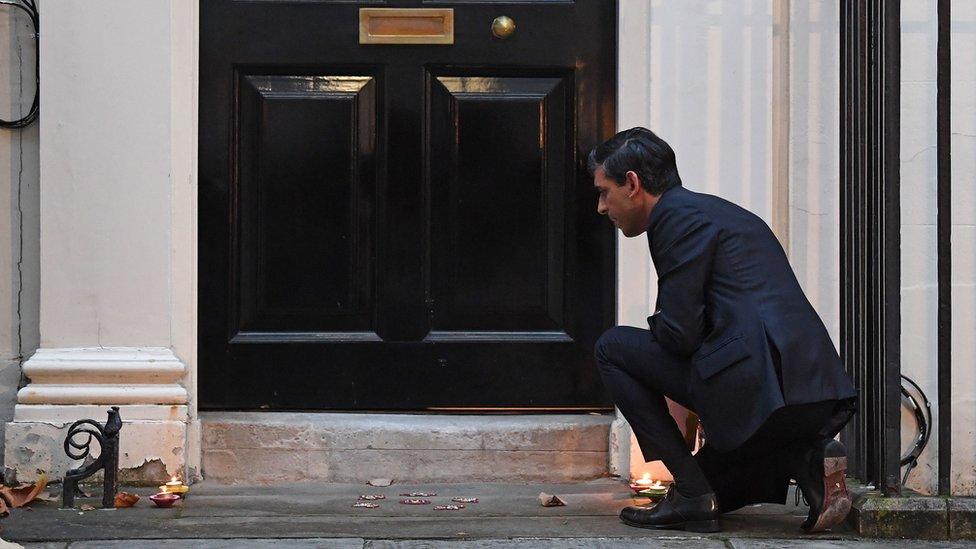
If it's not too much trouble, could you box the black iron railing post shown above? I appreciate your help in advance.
[839,0,901,496]
[936,0,952,498]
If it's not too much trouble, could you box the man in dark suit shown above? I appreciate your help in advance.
[590,127,857,533]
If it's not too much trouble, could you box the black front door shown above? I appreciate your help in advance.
[199,0,616,410]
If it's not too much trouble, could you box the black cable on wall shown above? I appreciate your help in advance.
[0,0,38,129]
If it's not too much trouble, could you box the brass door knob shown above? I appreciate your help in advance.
[491,16,516,39]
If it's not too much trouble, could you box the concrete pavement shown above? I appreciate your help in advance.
[1,479,966,547]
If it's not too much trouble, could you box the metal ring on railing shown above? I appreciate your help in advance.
[900,373,932,486]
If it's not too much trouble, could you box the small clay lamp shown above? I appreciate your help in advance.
[149,492,180,508]
[159,476,189,498]
[629,472,655,493]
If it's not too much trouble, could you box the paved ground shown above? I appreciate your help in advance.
[0,480,971,547]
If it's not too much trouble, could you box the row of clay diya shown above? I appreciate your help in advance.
[149,477,190,508]
[629,474,670,501]
[353,492,479,510]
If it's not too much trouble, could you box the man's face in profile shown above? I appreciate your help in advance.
[594,167,648,237]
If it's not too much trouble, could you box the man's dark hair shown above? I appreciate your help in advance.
[587,127,682,195]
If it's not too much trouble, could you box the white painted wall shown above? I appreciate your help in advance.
[895,0,976,496]
[948,0,976,496]
[899,0,940,496]
[617,0,777,480]
[39,0,173,349]
[788,0,840,345]
[0,1,39,464]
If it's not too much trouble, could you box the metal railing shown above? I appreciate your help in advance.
[839,0,953,497]
[839,0,901,497]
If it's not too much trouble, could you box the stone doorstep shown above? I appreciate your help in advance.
[201,412,613,484]
[850,492,976,541]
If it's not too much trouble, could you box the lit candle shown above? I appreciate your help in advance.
[637,479,669,500]
[159,476,189,498]
[629,472,657,493]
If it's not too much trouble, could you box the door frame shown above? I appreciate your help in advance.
[182,1,635,476]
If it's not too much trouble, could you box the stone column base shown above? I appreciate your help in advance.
[3,348,189,484]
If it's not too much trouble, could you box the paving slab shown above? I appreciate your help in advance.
[365,538,726,548]
[0,479,853,544]
[850,494,949,540]
[67,540,365,549]
[728,539,976,548]
[949,496,976,540]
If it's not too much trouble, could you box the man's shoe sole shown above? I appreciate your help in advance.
[803,440,852,533]
[620,516,721,533]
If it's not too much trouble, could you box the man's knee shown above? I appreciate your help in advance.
[594,326,627,366]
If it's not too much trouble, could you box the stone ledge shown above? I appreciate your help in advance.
[949,497,976,540]
[202,412,612,452]
[850,492,965,540]
[201,412,613,483]
[22,347,186,384]
[4,419,187,483]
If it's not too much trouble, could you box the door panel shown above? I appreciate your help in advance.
[236,74,377,337]
[200,0,616,410]
[429,75,569,332]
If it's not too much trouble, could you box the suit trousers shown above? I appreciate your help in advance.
[595,325,850,512]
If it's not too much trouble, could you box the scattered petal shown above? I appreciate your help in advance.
[538,492,566,507]
[399,498,431,505]
[114,492,140,508]
[352,502,380,509]
[368,478,394,487]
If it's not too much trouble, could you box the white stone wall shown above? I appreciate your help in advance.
[38,1,173,349]
[899,0,941,496]
[895,0,976,496]
[0,1,39,464]
[788,0,840,345]
[948,0,976,496]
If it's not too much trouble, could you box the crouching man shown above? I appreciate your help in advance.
[591,127,857,533]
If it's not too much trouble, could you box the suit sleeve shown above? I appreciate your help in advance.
[647,209,719,357]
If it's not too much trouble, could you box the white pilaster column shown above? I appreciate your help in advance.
[3,0,199,483]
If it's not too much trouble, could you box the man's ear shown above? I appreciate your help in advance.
[624,171,642,198]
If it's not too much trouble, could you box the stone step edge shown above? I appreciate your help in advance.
[850,492,976,540]
[201,412,614,453]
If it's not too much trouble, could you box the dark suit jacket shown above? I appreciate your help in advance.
[646,185,856,452]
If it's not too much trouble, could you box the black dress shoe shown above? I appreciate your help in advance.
[791,438,852,533]
[619,487,721,532]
